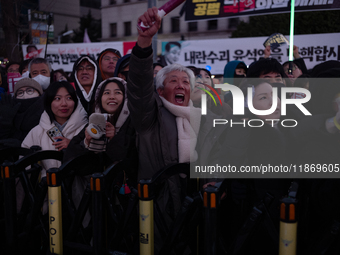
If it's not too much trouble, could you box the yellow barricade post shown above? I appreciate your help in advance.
[138,180,154,255]
[203,185,220,255]
[279,196,298,255]
[91,173,105,255]
[47,168,63,255]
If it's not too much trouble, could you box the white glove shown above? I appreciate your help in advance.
[86,113,106,139]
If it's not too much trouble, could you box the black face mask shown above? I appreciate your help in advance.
[234,74,246,86]
[120,71,129,80]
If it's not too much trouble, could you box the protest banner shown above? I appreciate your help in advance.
[185,0,340,21]
[23,33,340,74]
[22,42,124,72]
[159,33,340,74]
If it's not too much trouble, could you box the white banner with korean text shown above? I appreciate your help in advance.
[22,42,128,72]
[22,33,340,74]
[160,33,340,74]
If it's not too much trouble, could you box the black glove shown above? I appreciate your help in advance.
[0,93,21,126]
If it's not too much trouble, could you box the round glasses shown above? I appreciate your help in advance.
[16,88,37,97]
[103,56,119,62]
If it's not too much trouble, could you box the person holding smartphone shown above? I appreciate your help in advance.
[21,81,88,178]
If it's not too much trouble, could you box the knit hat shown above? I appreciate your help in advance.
[14,77,43,96]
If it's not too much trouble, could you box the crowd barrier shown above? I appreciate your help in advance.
[0,146,306,255]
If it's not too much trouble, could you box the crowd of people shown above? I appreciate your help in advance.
[1,7,340,255]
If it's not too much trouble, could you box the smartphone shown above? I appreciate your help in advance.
[47,126,64,143]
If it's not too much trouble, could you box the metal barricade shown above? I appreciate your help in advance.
[279,181,298,255]
[138,163,192,255]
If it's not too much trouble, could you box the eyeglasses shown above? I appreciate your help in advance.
[16,88,37,97]
[103,56,119,62]
[77,65,94,72]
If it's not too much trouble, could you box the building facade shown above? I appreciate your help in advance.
[39,0,101,43]
[101,0,248,55]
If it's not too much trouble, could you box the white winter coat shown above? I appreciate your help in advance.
[21,102,88,177]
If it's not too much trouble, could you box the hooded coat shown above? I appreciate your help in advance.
[223,60,247,85]
[63,77,138,231]
[97,48,122,80]
[223,61,247,104]
[19,102,87,215]
[113,54,131,77]
[71,55,102,115]
[21,102,88,177]
[64,77,138,182]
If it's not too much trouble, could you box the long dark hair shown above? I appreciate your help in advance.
[44,81,78,124]
[94,79,125,126]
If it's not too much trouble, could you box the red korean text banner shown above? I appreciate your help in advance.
[185,0,340,21]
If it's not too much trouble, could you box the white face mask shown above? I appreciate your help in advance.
[33,74,50,90]
[21,71,29,78]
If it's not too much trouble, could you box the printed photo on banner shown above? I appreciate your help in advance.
[159,33,340,74]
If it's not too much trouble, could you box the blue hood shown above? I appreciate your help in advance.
[114,54,131,77]
[223,60,246,84]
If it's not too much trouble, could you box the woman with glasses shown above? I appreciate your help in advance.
[0,78,44,147]
[14,78,43,98]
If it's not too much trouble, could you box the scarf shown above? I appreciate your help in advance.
[160,97,201,163]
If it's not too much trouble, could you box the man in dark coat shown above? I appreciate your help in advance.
[128,8,248,254]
